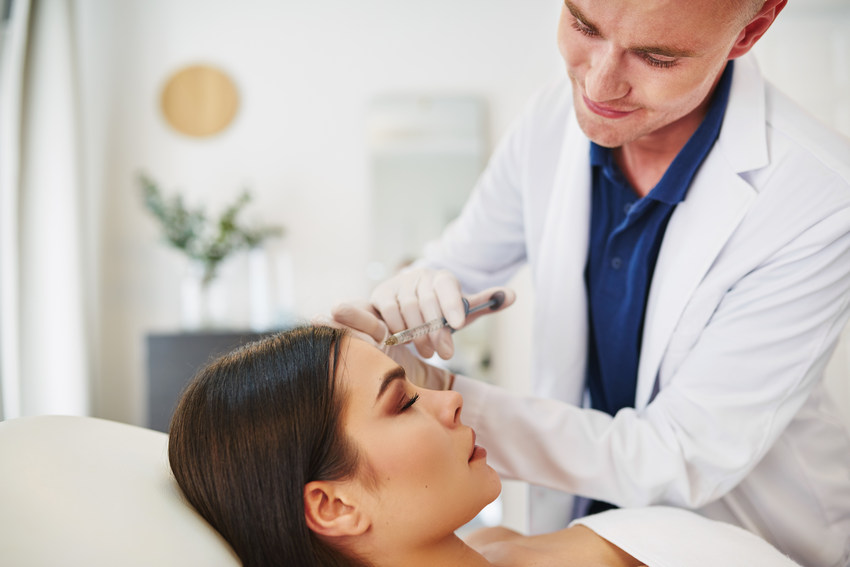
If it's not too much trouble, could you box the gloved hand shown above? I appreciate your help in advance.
[369,267,515,360]
[329,301,453,390]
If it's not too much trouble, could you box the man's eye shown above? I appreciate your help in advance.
[642,54,678,69]
[571,18,599,38]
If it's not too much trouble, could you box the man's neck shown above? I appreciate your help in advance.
[613,73,723,197]
[614,112,705,197]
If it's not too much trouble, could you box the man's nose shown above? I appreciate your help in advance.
[584,45,629,102]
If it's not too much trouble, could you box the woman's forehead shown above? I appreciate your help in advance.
[337,336,399,402]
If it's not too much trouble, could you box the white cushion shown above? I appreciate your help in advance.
[0,415,240,566]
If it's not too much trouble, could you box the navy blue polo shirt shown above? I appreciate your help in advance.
[584,61,734,417]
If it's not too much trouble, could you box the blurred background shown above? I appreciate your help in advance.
[1,0,849,530]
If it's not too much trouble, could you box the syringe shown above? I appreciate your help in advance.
[384,292,504,346]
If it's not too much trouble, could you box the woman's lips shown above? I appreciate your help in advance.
[469,430,487,462]
[583,95,635,119]
[469,445,487,462]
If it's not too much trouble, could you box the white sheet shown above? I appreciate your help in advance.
[572,507,801,567]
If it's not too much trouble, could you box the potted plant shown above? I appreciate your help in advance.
[139,172,284,329]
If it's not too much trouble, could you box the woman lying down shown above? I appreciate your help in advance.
[168,326,798,567]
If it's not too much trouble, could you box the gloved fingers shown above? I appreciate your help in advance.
[383,269,436,359]
[407,270,464,360]
[427,327,455,360]
[434,270,467,329]
[425,272,465,359]
[462,287,516,327]
[371,271,417,334]
[368,268,468,360]
[392,273,429,356]
[330,301,389,346]
[412,272,445,359]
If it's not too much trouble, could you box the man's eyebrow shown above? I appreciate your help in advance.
[375,366,407,404]
[565,1,697,59]
[631,44,698,58]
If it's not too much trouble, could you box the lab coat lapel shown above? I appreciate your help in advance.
[636,161,756,408]
[635,54,767,410]
[533,109,591,403]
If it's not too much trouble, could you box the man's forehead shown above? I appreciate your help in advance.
[568,0,734,51]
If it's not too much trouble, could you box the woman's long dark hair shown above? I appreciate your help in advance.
[168,325,371,567]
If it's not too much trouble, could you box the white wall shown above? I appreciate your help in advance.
[754,0,850,135]
[73,0,563,424]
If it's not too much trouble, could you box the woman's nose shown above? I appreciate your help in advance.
[584,45,629,102]
[432,389,463,428]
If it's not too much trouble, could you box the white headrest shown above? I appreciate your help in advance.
[0,415,240,567]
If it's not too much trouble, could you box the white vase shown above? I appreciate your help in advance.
[248,247,272,331]
[180,261,227,331]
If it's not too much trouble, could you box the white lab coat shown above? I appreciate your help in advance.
[423,54,850,567]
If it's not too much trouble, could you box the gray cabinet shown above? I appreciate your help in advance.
[146,332,270,432]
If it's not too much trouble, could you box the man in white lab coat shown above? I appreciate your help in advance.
[333,1,850,565]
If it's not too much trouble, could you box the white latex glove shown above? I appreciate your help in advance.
[328,301,453,390]
[369,267,516,360]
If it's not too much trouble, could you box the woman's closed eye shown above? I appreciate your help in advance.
[398,392,420,413]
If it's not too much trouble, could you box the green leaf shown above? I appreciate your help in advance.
[137,172,285,285]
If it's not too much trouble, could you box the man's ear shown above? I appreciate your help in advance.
[304,480,371,537]
[727,0,787,60]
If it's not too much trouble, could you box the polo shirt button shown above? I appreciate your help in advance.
[611,257,622,269]
[624,203,633,214]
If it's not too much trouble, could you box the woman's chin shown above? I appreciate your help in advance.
[477,466,503,511]
[454,477,504,538]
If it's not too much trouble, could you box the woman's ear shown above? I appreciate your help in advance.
[727,0,787,60]
[304,481,371,537]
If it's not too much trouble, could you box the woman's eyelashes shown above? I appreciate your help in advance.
[398,392,420,413]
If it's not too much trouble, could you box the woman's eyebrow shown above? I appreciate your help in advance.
[375,366,407,404]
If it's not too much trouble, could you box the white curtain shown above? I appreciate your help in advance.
[0,0,91,420]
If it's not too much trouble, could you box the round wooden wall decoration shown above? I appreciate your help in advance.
[160,65,239,137]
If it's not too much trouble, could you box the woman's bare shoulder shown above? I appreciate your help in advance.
[464,525,646,567]
[464,526,525,549]
[463,526,544,566]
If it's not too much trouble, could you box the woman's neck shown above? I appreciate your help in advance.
[371,533,492,567]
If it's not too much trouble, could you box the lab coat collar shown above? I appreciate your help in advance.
[715,53,770,175]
